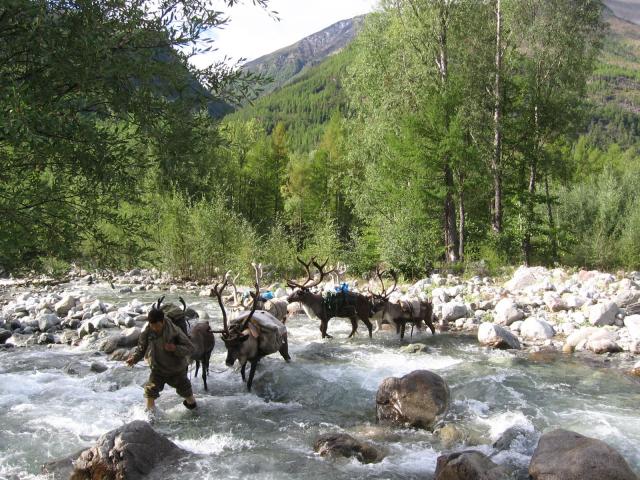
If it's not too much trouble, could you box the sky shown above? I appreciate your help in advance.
[190,0,379,69]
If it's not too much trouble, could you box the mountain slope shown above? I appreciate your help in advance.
[243,15,364,94]
[229,6,640,152]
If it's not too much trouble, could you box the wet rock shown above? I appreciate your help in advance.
[110,348,133,361]
[38,332,54,344]
[42,449,84,479]
[529,429,636,480]
[314,433,385,464]
[494,298,524,326]
[400,343,429,354]
[493,426,535,453]
[434,450,512,480]
[0,328,11,344]
[71,420,186,480]
[90,361,108,373]
[436,424,467,448]
[520,317,555,340]
[376,370,449,430]
[588,301,618,327]
[99,335,120,354]
[478,323,521,350]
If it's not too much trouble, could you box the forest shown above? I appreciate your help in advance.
[2,0,639,281]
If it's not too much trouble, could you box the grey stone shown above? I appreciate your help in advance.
[520,317,555,340]
[72,421,186,480]
[376,370,449,430]
[54,295,76,316]
[442,302,468,322]
[0,329,11,344]
[529,429,636,480]
[434,450,513,480]
[494,298,524,326]
[314,433,385,464]
[588,302,618,326]
[478,323,521,350]
[90,362,108,373]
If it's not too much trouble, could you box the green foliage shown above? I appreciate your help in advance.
[153,192,257,280]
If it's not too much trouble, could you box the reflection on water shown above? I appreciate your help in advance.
[0,287,639,479]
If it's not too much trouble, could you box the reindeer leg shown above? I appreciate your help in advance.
[202,353,211,391]
[247,359,259,391]
[362,317,373,338]
[348,317,358,338]
[320,319,333,339]
[195,360,200,379]
[240,361,247,382]
[279,339,291,362]
[373,318,381,333]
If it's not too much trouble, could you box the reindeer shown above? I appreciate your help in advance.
[153,296,215,391]
[369,269,436,340]
[212,269,291,391]
[287,257,374,339]
[240,263,289,323]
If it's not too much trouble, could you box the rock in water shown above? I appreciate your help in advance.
[376,370,449,430]
[314,433,385,464]
[478,322,521,350]
[529,429,637,480]
[434,450,513,480]
[71,420,186,480]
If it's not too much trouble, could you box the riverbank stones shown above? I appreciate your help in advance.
[478,322,521,350]
[376,369,449,430]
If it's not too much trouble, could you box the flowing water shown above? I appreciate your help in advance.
[1,286,640,479]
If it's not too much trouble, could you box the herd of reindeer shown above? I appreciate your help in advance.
[157,257,437,391]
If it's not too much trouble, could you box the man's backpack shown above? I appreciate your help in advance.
[154,296,198,337]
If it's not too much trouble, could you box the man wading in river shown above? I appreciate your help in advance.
[126,306,197,416]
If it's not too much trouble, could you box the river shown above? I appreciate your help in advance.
[1,287,639,479]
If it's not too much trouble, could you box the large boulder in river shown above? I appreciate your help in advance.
[71,420,186,480]
[434,450,512,480]
[314,433,385,464]
[376,370,449,430]
[505,266,549,291]
[0,329,11,344]
[529,429,637,480]
[478,322,521,350]
[624,315,640,341]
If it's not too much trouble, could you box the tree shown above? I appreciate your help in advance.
[0,0,271,270]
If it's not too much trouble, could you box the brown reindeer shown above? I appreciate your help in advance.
[370,268,436,340]
[211,269,290,391]
[286,257,374,339]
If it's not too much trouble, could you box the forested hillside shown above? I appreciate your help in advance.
[2,0,639,282]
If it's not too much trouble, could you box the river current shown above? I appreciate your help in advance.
[1,286,639,479]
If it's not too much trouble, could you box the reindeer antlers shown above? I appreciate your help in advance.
[287,257,336,289]
[374,267,398,300]
[211,278,229,335]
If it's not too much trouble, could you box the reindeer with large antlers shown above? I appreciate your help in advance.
[286,257,374,339]
[370,268,436,340]
[212,268,291,391]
